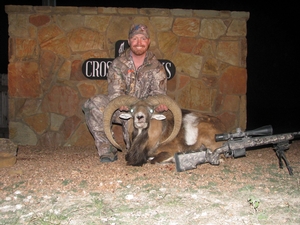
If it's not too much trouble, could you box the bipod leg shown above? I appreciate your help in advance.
[274,142,293,176]
[281,152,293,175]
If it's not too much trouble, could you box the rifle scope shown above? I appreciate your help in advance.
[215,125,273,142]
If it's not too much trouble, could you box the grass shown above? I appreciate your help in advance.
[2,181,26,192]
[79,180,88,188]
[61,179,73,186]
[221,165,233,174]
[1,155,300,225]
[238,185,255,192]
[1,185,300,225]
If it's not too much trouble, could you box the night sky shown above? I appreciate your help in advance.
[1,1,299,134]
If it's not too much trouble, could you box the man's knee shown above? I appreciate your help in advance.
[83,94,109,111]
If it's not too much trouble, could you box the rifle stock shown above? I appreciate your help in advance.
[175,146,227,172]
[175,151,207,172]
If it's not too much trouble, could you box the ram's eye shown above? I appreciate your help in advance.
[149,109,154,113]
[130,109,134,113]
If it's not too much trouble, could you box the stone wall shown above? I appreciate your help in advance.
[5,5,249,147]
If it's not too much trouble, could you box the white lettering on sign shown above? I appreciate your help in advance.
[84,60,112,78]
[162,61,172,79]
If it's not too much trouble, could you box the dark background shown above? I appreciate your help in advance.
[1,1,299,134]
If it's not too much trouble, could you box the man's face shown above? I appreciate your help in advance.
[128,34,150,56]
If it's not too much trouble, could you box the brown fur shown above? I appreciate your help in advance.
[150,113,225,164]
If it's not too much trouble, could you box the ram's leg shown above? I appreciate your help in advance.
[150,152,174,164]
[150,142,182,164]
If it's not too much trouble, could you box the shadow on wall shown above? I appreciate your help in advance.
[0,74,8,138]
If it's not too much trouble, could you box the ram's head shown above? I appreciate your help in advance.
[103,95,182,150]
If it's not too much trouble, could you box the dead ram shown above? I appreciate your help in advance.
[103,95,226,166]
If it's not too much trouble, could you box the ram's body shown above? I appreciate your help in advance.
[123,108,225,166]
[103,95,226,166]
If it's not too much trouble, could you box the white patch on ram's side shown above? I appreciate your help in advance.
[183,113,198,145]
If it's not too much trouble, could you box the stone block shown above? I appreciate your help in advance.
[0,156,17,168]
[8,62,41,98]
[0,138,18,168]
[173,18,200,37]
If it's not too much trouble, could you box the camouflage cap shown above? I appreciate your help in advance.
[128,24,150,39]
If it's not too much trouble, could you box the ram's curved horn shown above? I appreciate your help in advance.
[145,95,182,145]
[103,95,139,150]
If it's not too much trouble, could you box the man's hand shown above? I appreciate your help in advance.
[119,106,129,111]
[155,104,168,112]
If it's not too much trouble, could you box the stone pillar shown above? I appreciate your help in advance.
[5,5,249,146]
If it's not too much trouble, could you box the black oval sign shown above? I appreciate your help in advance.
[82,58,176,80]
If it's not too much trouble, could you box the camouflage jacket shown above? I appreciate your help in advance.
[107,48,167,101]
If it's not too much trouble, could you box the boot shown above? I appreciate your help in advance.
[95,140,118,163]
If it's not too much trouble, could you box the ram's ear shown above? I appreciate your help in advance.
[151,114,166,120]
[119,113,132,120]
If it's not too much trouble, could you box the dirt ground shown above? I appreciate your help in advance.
[1,140,300,225]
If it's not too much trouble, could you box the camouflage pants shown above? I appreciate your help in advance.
[82,94,129,159]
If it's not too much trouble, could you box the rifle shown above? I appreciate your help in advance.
[175,125,300,175]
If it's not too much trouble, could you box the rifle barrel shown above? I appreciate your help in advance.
[228,133,296,150]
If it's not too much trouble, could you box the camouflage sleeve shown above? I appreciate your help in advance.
[150,62,167,96]
[107,59,126,101]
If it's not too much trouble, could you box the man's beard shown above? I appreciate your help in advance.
[131,45,148,56]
